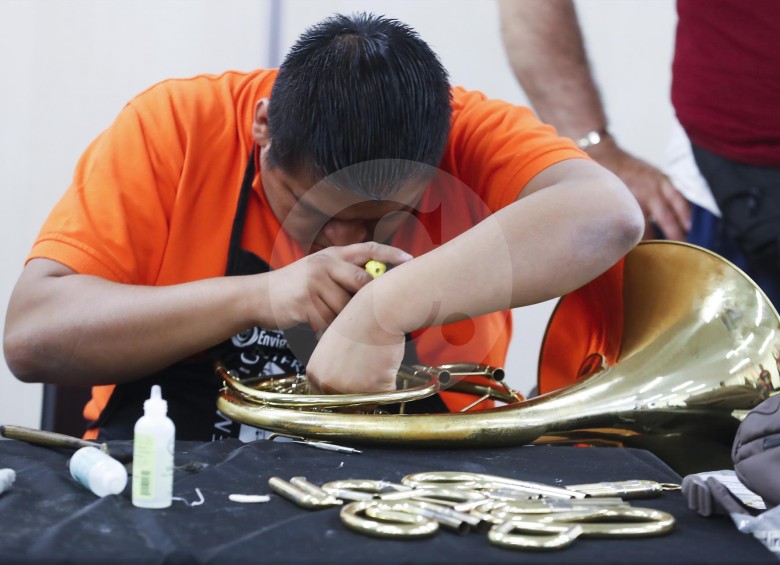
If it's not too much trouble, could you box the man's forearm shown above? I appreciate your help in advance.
[368,160,643,335]
[498,0,607,138]
[4,262,261,386]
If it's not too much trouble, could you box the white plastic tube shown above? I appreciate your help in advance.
[0,468,16,495]
[69,447,128,497]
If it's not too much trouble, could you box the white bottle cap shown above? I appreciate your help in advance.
[144,384,168,416]
[90,461,128,497]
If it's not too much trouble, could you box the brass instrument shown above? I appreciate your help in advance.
[217,242,780,470]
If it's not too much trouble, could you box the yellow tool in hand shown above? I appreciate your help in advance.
[365,259,387,278]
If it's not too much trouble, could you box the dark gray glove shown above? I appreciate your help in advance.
[733,394,780,509]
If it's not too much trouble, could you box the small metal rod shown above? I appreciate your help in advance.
[412,500,491,533]
[324,488,375,502]
[468,506,505,527]
[459,393,491,413]
[390,502,470,535]
[454,498,497,513]
[399,378,408,415]
[498,380,523,403]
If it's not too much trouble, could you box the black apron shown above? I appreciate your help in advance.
[92,153,444,441]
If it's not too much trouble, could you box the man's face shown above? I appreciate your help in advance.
[253,97,427,253]
[259,150,427,253]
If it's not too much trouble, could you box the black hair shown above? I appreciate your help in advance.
[266,12,452,199]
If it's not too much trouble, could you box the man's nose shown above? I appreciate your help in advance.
[321,219,371,246]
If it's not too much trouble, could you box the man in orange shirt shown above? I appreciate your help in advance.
[3,13,643,441]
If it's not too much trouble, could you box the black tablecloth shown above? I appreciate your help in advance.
[0,439,774,564]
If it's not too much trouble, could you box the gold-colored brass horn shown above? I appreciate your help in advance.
[217,242,780,471]
[216,364,441,408]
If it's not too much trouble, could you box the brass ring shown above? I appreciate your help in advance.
[340,500,439,539]
[528,507,676,537]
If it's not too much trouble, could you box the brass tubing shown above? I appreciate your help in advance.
[219,364,440,408]
[325,489,374,502]
[411,365,452,384]
[488,520,583,551]
[438,363,506,382]
[411,500,491,533]
[218,388,545,446]
[447,383,515,403]
[289,477,336,500]
[468,507,505,527]
[268,477,341,509]
[401,472,582,500]
[217,242,780,461]
[389,502,470,534]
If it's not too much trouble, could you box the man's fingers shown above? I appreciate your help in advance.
[660,178,692,232]
[310,294,337,331]
[650,201,687,241]
[641,219,656,241]
[648,199,681,240]
[651,179,691,241]
[656,217,686,241]
[313,285,352,325]
[337,242,413,266]
[326,259,375,293]
[323,242,412,293]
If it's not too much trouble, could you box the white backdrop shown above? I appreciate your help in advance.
[0,0,676,429]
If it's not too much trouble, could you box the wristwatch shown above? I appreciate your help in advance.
[575,128,609,151]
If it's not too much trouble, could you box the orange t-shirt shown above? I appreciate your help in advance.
[28,69,586,428]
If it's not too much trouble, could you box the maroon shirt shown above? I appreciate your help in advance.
[672,0,780,166]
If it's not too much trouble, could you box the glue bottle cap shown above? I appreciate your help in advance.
[144,385,168,416]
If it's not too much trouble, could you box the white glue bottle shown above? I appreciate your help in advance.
[69,446,128,497]
[132,384,175,508]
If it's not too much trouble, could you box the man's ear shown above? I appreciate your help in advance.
[252,98,271,147]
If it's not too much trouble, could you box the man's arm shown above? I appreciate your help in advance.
[497,0,690,240]
[306,158,644,393]
[3,243,411,386]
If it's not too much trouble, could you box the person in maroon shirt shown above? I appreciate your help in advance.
[673,0,780,168]
[672,0,780,308]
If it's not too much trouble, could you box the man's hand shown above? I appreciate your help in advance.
[589,139,691,241]
[304,284,406,394]
[263,242,412,332]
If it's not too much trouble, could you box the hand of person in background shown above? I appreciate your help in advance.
[589,137,691,240]
[498,0,690,241]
